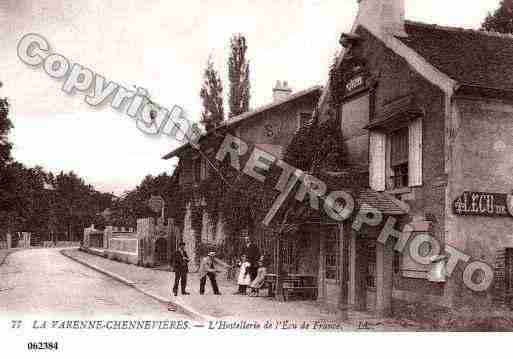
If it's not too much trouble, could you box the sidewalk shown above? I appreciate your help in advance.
[62,249,419,330]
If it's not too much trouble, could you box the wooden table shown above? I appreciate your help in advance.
[265,274,318,301]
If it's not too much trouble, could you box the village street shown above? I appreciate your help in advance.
[0,248,188,319]
[0,248,423,331]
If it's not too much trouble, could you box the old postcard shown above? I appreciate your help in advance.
[1,0,513,356]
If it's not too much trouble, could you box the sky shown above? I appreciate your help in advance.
[0,0,501,195]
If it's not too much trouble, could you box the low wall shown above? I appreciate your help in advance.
[105,232,139,265]
[42,241,81,248]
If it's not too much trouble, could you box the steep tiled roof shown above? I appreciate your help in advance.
[398,21,513,91]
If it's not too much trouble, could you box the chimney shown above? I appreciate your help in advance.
[355,0,406,38]
[272,80,292,102]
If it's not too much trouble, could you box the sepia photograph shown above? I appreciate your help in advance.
[1,0,513,356]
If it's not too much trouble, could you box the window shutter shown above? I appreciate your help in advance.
[408,117,423,187]
[369,131,386,191]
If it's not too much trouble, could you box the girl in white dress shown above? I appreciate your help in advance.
[236,255,251,294]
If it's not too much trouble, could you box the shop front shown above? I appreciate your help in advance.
[274,188,408,316]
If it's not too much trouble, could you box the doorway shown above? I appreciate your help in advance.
[155,237,168,265]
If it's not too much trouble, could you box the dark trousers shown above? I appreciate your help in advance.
[200,272,219,294]
[249,263,258,282]
[238,285,247,294]
[173,270,188,294]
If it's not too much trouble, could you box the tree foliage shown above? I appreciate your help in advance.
[200,57,224,131]
[109,173,176,228]
[481,0,513,33]
[0,79,179,242]
[228,34,251,118]
[0,87,13,168]
[0,163,113,241]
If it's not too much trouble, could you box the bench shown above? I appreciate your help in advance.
[282,284,318,301]
[262,274,318,300]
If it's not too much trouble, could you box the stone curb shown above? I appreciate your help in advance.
[60,249,214,322]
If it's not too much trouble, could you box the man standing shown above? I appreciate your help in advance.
[199,251,221,295]
[244,237,260,282]
[172,242,190,296]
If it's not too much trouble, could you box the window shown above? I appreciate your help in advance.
[389,127,409,189]
[369,117,422,191]
[325,235,339,282]
[298,112,312,129]
[366,241,376,290]
[179,160,193,186]
[193,158,201,183]
[200,156,210,181]
[393,251,402,274]
[283,238,298,274]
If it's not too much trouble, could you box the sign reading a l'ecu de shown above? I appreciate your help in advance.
[345,71,367,97]
[453,191,513,217]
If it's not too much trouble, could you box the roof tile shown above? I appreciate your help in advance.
[398,21,513,91]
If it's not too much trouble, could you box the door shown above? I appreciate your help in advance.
[155,238,168,265]
[324,226,340,283]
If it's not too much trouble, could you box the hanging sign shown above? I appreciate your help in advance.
[453,191,513,217]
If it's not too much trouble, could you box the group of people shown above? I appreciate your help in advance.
[235,255,267,296]
[235,238,267,296]
[171,241,221,296]
[170,237,266,302]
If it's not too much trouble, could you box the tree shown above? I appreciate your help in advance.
[481,0,513,33]
[109,173,176,228]
[228,34,250,118]
[200,57,225,131]
[0,82,13,168]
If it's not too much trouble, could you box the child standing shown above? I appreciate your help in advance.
[236,255,251,294]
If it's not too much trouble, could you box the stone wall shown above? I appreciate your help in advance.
[341,27,448,301]
[446,98,513,308]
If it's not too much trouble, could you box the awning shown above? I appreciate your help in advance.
[278,187,409,234]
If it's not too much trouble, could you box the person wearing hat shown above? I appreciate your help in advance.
[172,242,190,296]
[198,251,221,295]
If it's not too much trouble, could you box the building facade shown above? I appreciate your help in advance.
[291,0,513,314]
[163,84,322,270]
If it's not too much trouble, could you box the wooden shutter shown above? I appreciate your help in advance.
[369,131,386,191]
[408,117,423,187]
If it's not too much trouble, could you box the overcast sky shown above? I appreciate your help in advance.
[0,0,501,194]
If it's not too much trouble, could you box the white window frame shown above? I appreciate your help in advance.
[297,111,312,131]
[369,117,423,191]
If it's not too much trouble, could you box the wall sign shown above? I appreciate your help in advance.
[453,191,513,217]
[346,75,364,92]
[345,73,366,97]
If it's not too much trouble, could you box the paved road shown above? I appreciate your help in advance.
[0,248,188,318]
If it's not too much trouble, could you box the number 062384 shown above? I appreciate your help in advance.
[27,342,59,350]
